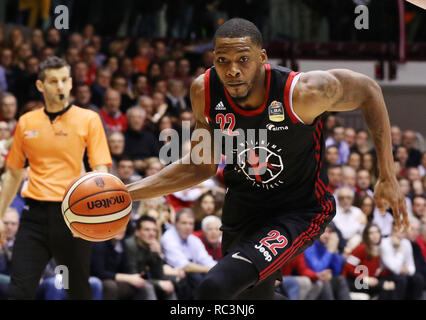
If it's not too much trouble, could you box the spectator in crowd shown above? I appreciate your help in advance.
[357,195,375,223]
[327,165,342,195]
[133,40,152,75]
[107,131,126,175]
[325,145,340,166]
[160,208,216,299]
[1,48,18,93]
[0,120,11,156]
[193,215,222,261]
[304,223,351,300]
[112,74,134,113]
[125,216,178,300]
[99,88,127,133]
[361,152,378,185]
[406,219,426,290]
[343,223,398,300]
[73,84,99,113]
[82,45,98,86]
[90,67,112,108]
[133,74,151,98]
[344,127,356,152]
[64,47,80,66]
[0,93,18,132]
[417,223,426,262]
[14,56,41,106]
[37,259,103,300]
[333,186,366,254]
[279,252,323,300]
[0,207,20,299]
[391,125,402,152]
[165,79,190,118]
[325,126,350,165]
[411,196,425,222]
[192,191,216,231]
[353,130,370,154]
[347,151,361,171]
[341,166,356,191]
[402,130,422,167]
[123,106,161,172]
[407,167,422,183]
[71,61,89,88]
[115,157,141,186]
[380,224,424,299]
[91,230,157,300]
[355,169,374,201]
[398,177,413,216]
[418,151,426,177]
[395,145,410,178]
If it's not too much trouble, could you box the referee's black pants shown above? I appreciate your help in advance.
[9,199,92,300]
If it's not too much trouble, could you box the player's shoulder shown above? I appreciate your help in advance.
[189,72,208,121]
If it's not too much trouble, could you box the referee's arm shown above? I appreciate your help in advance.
[0,165,25,219]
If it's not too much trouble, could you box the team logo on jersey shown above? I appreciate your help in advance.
[268,101,285,122]
[235,140,284,190]
[215,101,226,111]
[24,130,39,139]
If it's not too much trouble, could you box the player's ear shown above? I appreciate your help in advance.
[260,49,267,64]
[35,79,44,93]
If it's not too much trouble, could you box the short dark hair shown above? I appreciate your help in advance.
[135,215,157,230]
[214,18,263,48]
[175,208,194,222]
[38,56,70,81]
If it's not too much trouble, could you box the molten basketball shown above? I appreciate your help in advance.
[62,172,132,242]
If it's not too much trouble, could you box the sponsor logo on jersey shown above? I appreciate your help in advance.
[268,101,284,122]
[24,130,39,139]
[215,101,226,110]
[266,123,288,131]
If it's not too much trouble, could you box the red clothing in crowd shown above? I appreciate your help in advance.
[281,253,317,281]
[416,236,426,261]
[99,108,127,132]
[193,230,222,261]
[342,243,390,279]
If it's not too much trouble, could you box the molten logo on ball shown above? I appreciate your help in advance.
[87,195,126,210]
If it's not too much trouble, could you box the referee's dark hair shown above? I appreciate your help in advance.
[38,56,71,82]
[213,18,263,48]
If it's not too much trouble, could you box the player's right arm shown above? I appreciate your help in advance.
[0,166,25,219]
[126,74,219,201]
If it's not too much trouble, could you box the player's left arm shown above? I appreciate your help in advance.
[293,69,409,230]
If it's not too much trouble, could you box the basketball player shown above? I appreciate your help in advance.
[0,56,112,299]
[126,18,409,299]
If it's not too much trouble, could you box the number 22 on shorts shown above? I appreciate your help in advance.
[258,230,288,256]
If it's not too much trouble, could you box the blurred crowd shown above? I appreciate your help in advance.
[0,19,425,300]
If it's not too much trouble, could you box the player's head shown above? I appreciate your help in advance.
[36,56,72,105]
[213,18,267,103]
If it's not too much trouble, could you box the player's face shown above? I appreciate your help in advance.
[214,37,266,103]
[37,66,72,104]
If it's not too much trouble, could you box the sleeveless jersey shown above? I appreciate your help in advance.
[204,64,331,230]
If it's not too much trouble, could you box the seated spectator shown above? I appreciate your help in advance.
[334,186,366,254]
[304,223,351,300]
[125,216,178,300]
[37,259,103,300]
[391,125,402,153]
[325,145,339,166]
[0,219,9,299]
[133,74,151,97]
[0,120,12,156]
[406,219,426,290]
[361,152,378,186]
[402,130,422,167]
[327,165,342,195]
[91,230,157,300]
[193,215,222,261]
[395,145,410,178]
[411,196,425,222]
[73,83,99,113]
[325,126,350,165]
[344,127,356,152]
[165,79,190,118]
[279,253,323,300]
[0,93,18,133]
[72,61,89,88]
[160,208,216,299]
[418,151,426,177]
[90,67,112,107]
[123,107,161,172]
[380,224,424,299]
[192,191,216,231]
[111,74,134,113]
[114,157,142,216]
[353,130,370,155]
[347,151,361,171]
[107,131,125,175]
[355,169,374,201]
[343,223,398,300]
[417,223,426,261]
[356,195,375,223]
[341,166,356,191]
[99,88,127,133]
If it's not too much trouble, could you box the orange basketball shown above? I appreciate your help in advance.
[61,172,132,242]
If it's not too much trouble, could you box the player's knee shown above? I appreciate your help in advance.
[195,275,229,300]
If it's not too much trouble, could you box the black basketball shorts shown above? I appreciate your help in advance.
[221,192,336,282]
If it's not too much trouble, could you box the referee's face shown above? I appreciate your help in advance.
[214,37,267,103]
[37,66,72,105]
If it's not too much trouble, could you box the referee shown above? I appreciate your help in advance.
[0,56,112,299]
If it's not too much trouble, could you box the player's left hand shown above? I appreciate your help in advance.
[374,177,409,232]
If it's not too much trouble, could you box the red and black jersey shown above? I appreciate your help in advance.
[204,64,332,231]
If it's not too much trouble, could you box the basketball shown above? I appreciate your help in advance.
[61,172,132,242]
